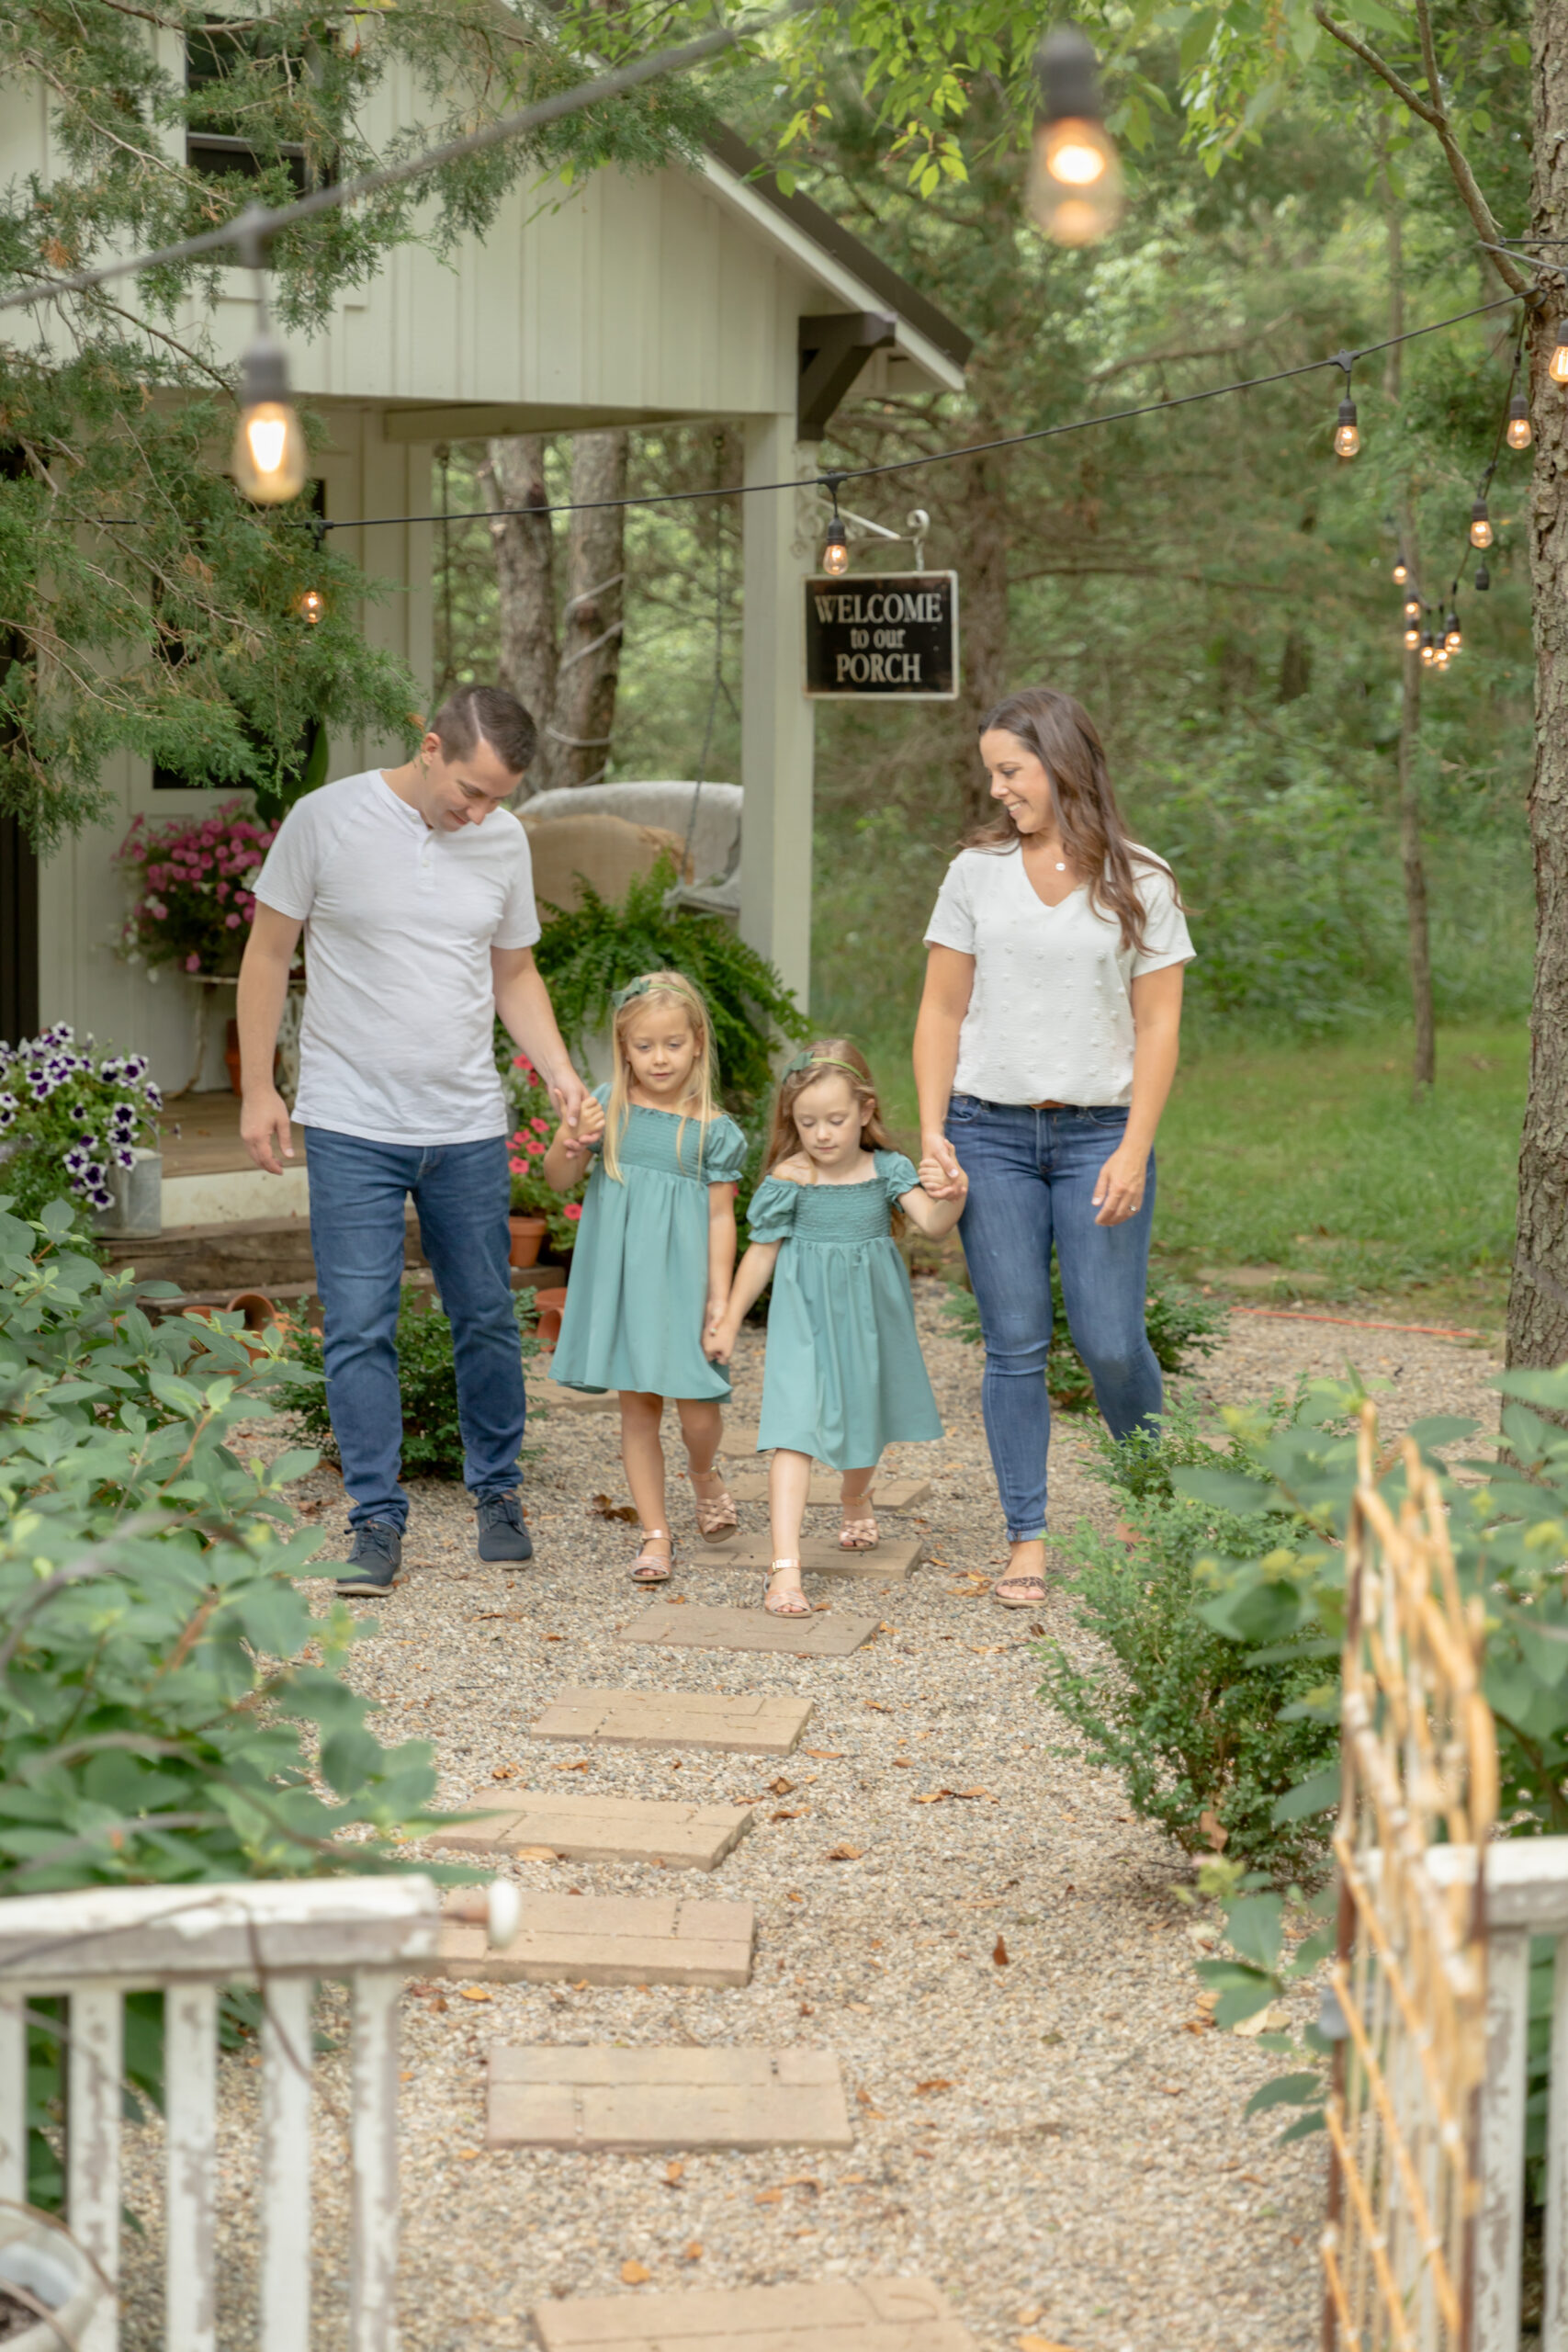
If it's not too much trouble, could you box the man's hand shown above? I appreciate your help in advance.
[549,1064,590,1133]
[241,1088,295,1175]
[919,1131,964,1201]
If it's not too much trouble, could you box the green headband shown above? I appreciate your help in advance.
[783,1053,863,1081]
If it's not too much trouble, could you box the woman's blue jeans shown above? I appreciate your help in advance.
[947,1096,1162,1542]
[302,1126,526,1532]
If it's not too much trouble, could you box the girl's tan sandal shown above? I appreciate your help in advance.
[630,1531,675,1584]
[689,1472,739,1541]
[762,1560,812,1617]
[839,1513,879,1552]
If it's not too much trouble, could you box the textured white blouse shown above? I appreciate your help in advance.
[923,843,1194,1107]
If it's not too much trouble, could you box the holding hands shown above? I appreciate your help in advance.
[918,1133,966,1204]
[540,1091,604,1191]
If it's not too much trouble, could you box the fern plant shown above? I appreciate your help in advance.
[531,854,809,1121]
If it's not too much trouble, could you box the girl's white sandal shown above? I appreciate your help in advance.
[630,1530,675,1584]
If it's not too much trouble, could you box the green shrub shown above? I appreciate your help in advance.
[276,1288,541,1479]
[942,1263,1225,1409]
[0,1196,467,2206]
[531,852,809,1123]
[1037,1397,1339,1872]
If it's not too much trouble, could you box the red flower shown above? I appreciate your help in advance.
[530,1117,548,1135]
[563,1202,582,1221]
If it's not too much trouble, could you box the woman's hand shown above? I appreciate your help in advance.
[919,1131,964,1201]
[1092,1140,1148,1227]
[705,1309,739,1363]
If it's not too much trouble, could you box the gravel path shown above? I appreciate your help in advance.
[115,1287,1503,2352]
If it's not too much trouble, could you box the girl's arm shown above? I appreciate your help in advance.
[705,1182,738,1336]
[542,1094,605,1191]
[897,1167,968,1242]
[705,1239,781,1361]
[1092,963,1184,1227]
[913,944,974,1200]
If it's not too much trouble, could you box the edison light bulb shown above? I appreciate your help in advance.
[1551,322,1568,384]
[1403,622,1420,650]
[821,519,850,578]
[1435,643,1450,668]
[1419,634,1437,665]
[1469,500,1494,550]
[1334,399,1359,458]
[1027,27,1124,246]
[1393,558,1408,584]
[297,587,325,625]
[1507,394,1533,451]
[1444,612,1462,652]
[1403,594,1421,622]
[232,333,306,504]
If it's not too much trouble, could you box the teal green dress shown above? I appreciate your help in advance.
[551,1088,747,1399]
[750,1149,942,1468]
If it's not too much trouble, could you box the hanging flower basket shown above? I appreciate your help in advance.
[114,801,278,979]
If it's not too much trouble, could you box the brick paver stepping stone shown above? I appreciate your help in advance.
[437,1893,754,1986]
[487,2046,854,2152]
[617,1601,880,1657]
[725,1472,931,1510]
[532,2276,978,2350]
[696,1533,923,1584]
[432,1792,755,1871]
[533,1379,617,1414]
[531,1687,813,1755]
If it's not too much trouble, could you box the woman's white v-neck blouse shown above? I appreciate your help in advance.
[923,843,1194,1106]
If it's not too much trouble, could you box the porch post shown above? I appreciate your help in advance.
[740,413,818,1012]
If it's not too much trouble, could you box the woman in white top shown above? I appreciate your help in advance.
[915,686,1194,1611]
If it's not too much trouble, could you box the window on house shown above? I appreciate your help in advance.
[185,22,326,193]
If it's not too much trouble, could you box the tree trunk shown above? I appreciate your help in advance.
[1395,640,1436,1091]
[953,441,1011,829]
[481,435,564,795]
[1506,1,1568,1370]
[553,430,627,788]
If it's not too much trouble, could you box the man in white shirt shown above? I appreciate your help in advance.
[237,684,586,1596]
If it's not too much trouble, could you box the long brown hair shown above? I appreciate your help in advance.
[765,1041,901,1224]
[969,685,1179,953]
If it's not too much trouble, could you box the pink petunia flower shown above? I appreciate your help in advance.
[530,1117,548,1135]
[224,912,242,929]
[185,953,200,972]
[563,1202,582,1220]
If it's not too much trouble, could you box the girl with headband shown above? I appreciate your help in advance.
[705,1039,965,1616]
[545,970,748,1580]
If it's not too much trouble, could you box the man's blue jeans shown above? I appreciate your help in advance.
[303,1127,525,1532]
[947,1096,1162,1541]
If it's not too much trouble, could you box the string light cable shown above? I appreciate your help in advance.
[1392,320,1529,668]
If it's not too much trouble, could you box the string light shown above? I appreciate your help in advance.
[296,587,325,624]
[1469,497,1494,549]
[1403,616,1421,650]
[231,211,306,506]
[1507,392,1533,449]
[1419,631,1438,666]
[1027,24,1123,247]
[1474,563,1491,591]
[1403,593,1421,621]
[1332,356,1359,458]
[1392,556,1409,584]
[1551,318,1568,384]
[1444,608,1462,653]
[820,476,850,577]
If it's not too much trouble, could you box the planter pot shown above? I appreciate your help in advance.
[508,1214,548,1268]
[532,1283,569,1347]
[0,2213,101,2352]
[91,1147,163,1238]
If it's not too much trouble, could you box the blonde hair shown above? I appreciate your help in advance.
[603,970,721,1181]
[765,1040,899,1223]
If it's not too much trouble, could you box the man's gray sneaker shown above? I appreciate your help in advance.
[335,1522,403,1597]
[477,1491,534,1564]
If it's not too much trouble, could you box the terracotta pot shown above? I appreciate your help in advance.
[508,1214,548,1268]
[532,1284,569,1346]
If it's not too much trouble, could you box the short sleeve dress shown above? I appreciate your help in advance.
[750,1149,943,1468]
[550,1087,748,1399]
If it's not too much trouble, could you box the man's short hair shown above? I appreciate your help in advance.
[430,684,536,777]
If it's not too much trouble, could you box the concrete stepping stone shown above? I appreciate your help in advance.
[533,1378,617,1414]
[532,2276,979,2350]
[437,1893,753,1986]
[432,1791,755,1871]
[487,2045,853,2152]
[724,1472,931,1510]
[695,1533,923,1584]
[531,1687,813,1755]
[617,1601,880,1657]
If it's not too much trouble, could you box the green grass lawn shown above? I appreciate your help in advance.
[864,1020,1525,1329]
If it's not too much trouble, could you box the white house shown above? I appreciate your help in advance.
[0,46,970,1090]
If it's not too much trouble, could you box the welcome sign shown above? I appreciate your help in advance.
[803,571,959,700]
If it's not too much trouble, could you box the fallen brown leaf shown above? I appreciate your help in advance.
[590,1493,639,1523]
[539,1633,564,1643]
[891,1758,914,1768]
[914,2077,953,2096]
[912,1790,952,1804]
[769,1777,795,1796]
[620,2260,651,2286]
[554,1760,591,1773]
[825,1842,863,1860]
[682,2243,703,2262]
[665,2161,684,2184]
[864,1700,892,1712]
[491,1763,519,1780]
[754,2188,783,2205]
[993,1934,1010,1967]
[1019,2337,1083,2352]
[803,1748,844,1758]
[1198,1806,1229,1852]
[514,1845,558,1861]
[457,1986,492,2002]
[772,1808,806,1821]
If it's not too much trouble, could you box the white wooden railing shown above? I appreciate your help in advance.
[1422,1837,1568,2352]
[0,1874,517,2352]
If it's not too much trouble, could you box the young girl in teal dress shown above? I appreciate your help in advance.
[545,971,749,1582]
[706,1040,966,1616]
